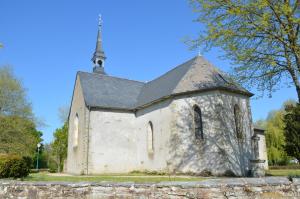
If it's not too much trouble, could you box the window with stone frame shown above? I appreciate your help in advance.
[234,104,243,139]
[147,121,154,154]
[194,105,204,140]
[73,113,79,147]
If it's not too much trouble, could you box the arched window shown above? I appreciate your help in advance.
[194,105,204,140]
[234,104,242,139]
[73,114,79,147]
[147,122,154,154]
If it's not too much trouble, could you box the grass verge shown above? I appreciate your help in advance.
[23,172,206,183]
[18,169,300,182]
[266,169,300,176]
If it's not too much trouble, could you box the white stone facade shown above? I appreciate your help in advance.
[255,131,269,170]
[67,83,261,176]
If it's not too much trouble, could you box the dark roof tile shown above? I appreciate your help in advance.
[78,72,144,110]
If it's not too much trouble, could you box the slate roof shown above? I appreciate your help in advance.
[77,56,253,110]
[78,72,144,110]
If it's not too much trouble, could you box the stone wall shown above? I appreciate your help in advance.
[88,109,138,173]
[67,75,89,175]
[0,177,299,199]
[72,89,256,176]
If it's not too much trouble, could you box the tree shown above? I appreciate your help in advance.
[190,0,300,102]
[253,100,298,165]
[283,103,300,162]
[265,110,289,165]
[51,122,68,172]
[0,115,42,157]
[58,106,69,124]
[0,66,42,160]
[0,67,33,119]
[41,144,58,171]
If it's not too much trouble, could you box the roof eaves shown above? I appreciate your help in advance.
[68,73,85,120]
[135,86,254,110]
[89,105,135,112]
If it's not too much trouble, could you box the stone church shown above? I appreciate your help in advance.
[66,20,268,176]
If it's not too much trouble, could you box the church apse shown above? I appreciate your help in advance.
[168,90,253,176]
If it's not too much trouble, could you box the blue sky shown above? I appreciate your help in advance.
[0,0,297,143]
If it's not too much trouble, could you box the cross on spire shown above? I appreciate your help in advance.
[98,14,103,27]
[92,15,106,74]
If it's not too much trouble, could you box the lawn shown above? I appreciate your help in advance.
[24,172,207,183]
[266,169,300,176]
[21,170,300,182]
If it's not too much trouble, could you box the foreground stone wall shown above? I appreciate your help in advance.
[0,177,299,199]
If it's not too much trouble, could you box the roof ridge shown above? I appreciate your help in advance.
[78,71,145,84]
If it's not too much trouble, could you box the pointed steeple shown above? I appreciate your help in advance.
[92,15,106,74]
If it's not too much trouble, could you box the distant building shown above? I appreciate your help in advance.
[66,19,267,176]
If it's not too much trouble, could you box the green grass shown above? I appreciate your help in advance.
[23,172,206,183]
[20,169,300,182]
[266,169,300,176]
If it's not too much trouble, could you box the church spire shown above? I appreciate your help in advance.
[92,15,106,74]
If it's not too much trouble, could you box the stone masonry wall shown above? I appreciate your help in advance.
[169,91,253,176]
[0,177,300,199]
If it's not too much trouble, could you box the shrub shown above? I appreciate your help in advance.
[129,170,167,175]
[9,158,30,178]
[0,154,31,179]
[222,169,237,177]
[0,154,12,178]
[288,175,300,181]
[49,166,57,173]
[199,169,213,177]
[22,156,33,169]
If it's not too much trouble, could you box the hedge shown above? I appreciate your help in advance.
[0,154,31,178]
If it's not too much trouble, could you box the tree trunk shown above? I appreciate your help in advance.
[295,85,300,104]
[287,67,300,103]
[291,75,300,103]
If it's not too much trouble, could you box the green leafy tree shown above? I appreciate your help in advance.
[0,67,33,119]
[265,110,289,165]
[0,66,42,160]
[42,143,58,171]
[0,116,42,157]
[190,0,300,101]
[51,122,68,172]
[254,100,298,165]
[283,103,300,162]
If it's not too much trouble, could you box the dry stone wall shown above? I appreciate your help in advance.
[0,177,299,199]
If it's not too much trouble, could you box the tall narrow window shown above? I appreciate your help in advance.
[194,105,204,140]
[234,104,242,139]
[147,122,154,154]
[73,114,79,147]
